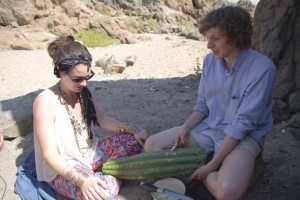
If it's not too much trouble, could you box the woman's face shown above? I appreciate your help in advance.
[61,64,94,93]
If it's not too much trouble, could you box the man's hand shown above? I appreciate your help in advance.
[190,164,215,181]
[175,125,190,146]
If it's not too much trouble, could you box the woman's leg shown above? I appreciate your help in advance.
[50,164,119,200]
[91,133,143,170]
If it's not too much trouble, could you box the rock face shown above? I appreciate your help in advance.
[0,0,240,50]
[252,0,300,123]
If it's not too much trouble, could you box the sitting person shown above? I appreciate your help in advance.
[0,133,3,151]
[144,6,276,200]
[33,36,147,200]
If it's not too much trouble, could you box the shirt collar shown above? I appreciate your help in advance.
[220,48,249,76]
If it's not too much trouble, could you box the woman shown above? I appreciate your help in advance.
[34,36,147,200]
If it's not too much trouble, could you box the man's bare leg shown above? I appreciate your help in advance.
[144,126,180,152]
[204,148,256,200]
[144,126,199,152]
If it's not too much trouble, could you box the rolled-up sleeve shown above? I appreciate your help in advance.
[194,57,209,116]
[224,68,276,139]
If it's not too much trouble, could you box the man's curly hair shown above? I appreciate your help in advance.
[198,6,252,49]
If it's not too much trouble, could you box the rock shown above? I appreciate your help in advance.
[10,41,34,50]
[10,21,19,28]
[95,55,126,74]
[120,36,136,44]
[288,91,300,112]
[289,127,300,140]
[95,56,109,69]
[252,0,300,122]
[124,55,137,67]
[0,90,40,139]
[288,112,300,128]
[186,29,204,41]
[105,64,126,74]
[0,0,15,26]
[12,0,36,26]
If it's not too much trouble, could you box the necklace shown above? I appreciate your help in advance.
[57,82,92,158]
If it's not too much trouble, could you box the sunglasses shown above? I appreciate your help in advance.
[67,70,95,83]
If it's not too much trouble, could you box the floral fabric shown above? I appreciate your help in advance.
[50,133,143,200]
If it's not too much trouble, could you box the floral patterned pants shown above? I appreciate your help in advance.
[49,133,143,200]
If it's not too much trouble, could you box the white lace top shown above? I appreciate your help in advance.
[34,89,97,182]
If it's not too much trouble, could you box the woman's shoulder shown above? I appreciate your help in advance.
[34,87,59,108]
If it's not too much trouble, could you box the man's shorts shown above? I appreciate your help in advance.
[190,128,261,157]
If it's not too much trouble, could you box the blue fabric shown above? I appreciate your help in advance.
[194,49,276,147]
[14,150,56,200]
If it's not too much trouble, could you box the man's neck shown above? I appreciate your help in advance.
[224,48,243,70]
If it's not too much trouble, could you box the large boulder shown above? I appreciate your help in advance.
[0,90,41,139]
[0,0,36,26]
[252,0,300,120]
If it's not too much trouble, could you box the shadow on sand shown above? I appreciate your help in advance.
[1,75,200,198]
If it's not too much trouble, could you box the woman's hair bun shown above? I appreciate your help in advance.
[66,35,75,41]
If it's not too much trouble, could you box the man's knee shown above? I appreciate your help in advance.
[216,181,243,200]
[143,135,156,153]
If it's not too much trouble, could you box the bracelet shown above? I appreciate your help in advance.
[75,169,89,187]
[65,168,89,187]
[118,123,136,135]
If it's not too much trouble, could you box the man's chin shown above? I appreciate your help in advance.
[213,53,222,59]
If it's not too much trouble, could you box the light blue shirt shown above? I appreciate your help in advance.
[194,49,276,148]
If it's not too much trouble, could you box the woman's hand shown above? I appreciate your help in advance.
[174,125,189,147]
[0,133,4,151]
[80,176,108,200]
[130,125,148,146]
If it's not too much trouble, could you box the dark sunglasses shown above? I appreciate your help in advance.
[67,70,95,83]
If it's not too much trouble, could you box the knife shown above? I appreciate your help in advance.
[140,181,193,200]
[170,142,178,151]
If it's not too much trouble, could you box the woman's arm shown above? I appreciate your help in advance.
[33,95,69,176]
[90,95,139,133]
[34,95,108,199]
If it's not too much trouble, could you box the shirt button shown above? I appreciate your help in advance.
[223,91,226,94]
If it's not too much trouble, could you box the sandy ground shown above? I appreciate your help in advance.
[0,34,299,200]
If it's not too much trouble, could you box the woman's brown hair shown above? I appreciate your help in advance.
[47,35,92,78]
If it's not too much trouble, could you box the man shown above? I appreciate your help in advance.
[144,6,276,200]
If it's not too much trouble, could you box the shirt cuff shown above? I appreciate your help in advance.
[193,105,209,116]
[223,123,246,140]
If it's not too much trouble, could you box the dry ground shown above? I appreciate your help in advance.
[0,34,299,200]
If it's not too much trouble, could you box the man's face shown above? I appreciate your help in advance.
[205,26,236,59]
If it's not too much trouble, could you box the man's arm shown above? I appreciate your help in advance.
[206,135,239,170]
[190,135,239,180]
[176,111,207,146]
[183,111,207,132]
[224,68,276,140]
